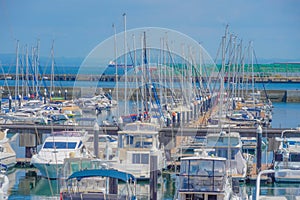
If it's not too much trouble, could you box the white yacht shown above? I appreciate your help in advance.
[205,131,248,181]
[175,151,238,200]
[0,129,16,170]
[273,134,300,182]
[30,130,91,179]
[111,121,166,180]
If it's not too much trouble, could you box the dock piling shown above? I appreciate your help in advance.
[93,123,100,158]
[256,125,263,173]
[150,153,158,200]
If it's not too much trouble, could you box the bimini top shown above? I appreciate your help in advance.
[67,169,136,182]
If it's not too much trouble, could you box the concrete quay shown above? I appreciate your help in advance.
[2,85,300,102]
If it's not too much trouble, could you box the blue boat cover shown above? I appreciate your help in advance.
[67,169,135,182]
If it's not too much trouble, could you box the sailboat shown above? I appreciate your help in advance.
[205,131,248,181]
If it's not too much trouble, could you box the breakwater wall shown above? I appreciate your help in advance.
[1,86,300,102]
[266,90,300,102]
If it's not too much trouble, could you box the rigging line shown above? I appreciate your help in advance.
[165,41,186,108]
[126,44,163,121]
[127,47,148,116]
[188,51,208,107]
[253,49,269,101]
[0,63,12,97]
[141,33,165,120]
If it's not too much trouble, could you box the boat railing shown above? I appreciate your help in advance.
[61,192,131,200]
[256,169,300,200]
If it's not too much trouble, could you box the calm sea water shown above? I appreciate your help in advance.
[6,102,300,200]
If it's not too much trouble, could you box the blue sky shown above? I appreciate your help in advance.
[0,0,299,62]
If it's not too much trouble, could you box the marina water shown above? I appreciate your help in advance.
[6,101,300,199]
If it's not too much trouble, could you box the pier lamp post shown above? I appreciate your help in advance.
[93,122,100,158]
[256,125,262,173]
[8,95,12,112]
[18,94,21,107]
[64,89,67,100]
[0,86,2,112]
[44,91,47,104]
[44,88,47,99]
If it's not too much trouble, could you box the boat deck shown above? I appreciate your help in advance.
[247,163,273,183]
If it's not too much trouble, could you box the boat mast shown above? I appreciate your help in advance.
[133,34,139,115]
[25,45,29,98]
[35,39,40,98]
[123,13,128,115]
[250,41,255,108]
[51,40,55,99]
[218,25,228,130]
[113,23,119,117]
[140,34,145,117]
[15,40,20,108]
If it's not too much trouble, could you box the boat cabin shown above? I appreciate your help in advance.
[177,156,229,200]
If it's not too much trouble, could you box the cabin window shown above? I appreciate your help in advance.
[132,153,149,164]
[214,161,225,175]
[186,194,204,200]
[135,141,152,148]
[125,135,134,146]
[290,153,300,162]
[180,160,189,174]
[208,195,217,200]
[217,149,228,158]
[274,153,283,161]
[43,142,77,149]
[231,149,238,160]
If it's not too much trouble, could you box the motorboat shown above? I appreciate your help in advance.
[174,150,239,200]
[205,131,248,181]
[273,129,300,182]
[30,130,91,179]
[60,157,136,200]
[0,129,16,170]
[256,169,300,199]
[111,121,166,180]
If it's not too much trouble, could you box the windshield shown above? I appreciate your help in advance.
[43,142,78,149]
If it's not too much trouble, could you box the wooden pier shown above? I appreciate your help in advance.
[1,123,298,137]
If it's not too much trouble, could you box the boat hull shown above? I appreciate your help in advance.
[31,161,63,179]
[275,170,300,183]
